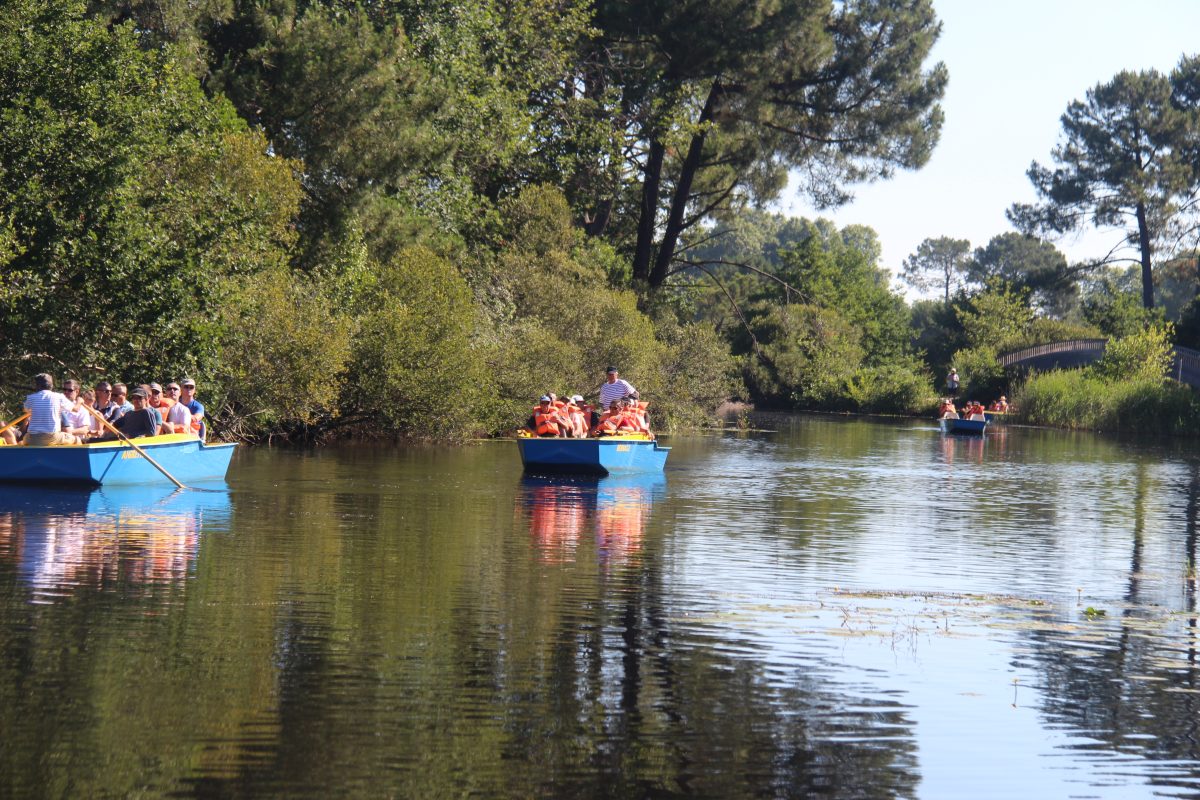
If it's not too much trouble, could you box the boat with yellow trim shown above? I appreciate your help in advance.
[0,433,236,485]
[516,431,669,474]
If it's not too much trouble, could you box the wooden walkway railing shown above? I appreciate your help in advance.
[998,339,1200,390]
[996,339,1108,368]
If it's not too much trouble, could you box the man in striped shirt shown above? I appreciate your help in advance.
[598,366,636,411]
[23,373,79,446]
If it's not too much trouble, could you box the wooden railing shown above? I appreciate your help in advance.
[998,339,1200,390]
[996,339,1108,368]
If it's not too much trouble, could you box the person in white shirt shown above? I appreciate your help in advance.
[60,380,91,443]
[598,366,636,411]
[163,382,193,433]
[23,373,79,446]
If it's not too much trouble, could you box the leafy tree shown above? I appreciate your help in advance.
[743,304,864,408]
[1009,56,1200,309]
[956,281,1035,351]
[350,247,487,440]
[577,0,946,287]
[909,298,966,375]
[900,236,971,302]
[0,0,300,388]
[1092,324,1174,382]
[969,233,1078,317]
[774,235,911,366]
[1081,277,1166,337]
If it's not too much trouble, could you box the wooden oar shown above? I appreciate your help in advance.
[0,411,30,438]
[84,405,186,489]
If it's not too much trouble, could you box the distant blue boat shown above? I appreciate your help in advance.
[516,434,669,474]
[939,417,988,435]
[0,434,236,485]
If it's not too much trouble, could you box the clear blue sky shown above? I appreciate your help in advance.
[784,0,1200,288]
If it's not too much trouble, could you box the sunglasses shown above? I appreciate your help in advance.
[151,389,162,394]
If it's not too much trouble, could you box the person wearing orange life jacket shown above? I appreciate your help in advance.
[590,398,626,436]
[937,398,957,418]
[529,396,567,437]
[963,400,985,419]
[989,396,1009,413]
[562,395,589,438]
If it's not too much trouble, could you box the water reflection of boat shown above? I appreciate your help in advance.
[0,433,237,485]
[518,473,667,565]
[0,484,231,595]
[516,434,670,474]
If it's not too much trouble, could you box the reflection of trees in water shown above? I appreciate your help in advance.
[1017,461,1200,789]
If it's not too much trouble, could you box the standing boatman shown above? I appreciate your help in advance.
[598,366,636,411]
[945,368,960,398]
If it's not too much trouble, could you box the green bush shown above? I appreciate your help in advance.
[743,304,863,408]
[350,246,487,439]
[1014,369,1200,435]
[847,361,936,414]
[651,317,741,428]
[212,270,353,438]
[1091,324,1173,382]
[950,345,1006,403]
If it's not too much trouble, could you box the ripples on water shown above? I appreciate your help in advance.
[4,417,1200,798]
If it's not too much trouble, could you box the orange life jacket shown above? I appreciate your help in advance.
[533,407,562,436]
[591,410,623,436]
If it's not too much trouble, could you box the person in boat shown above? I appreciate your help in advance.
[80,389,104,438]
[529,396,568,437]
[598,366,636,412]
[945,368,960,398]
[91,387,159,441]
[112,383,133,417]
[94,381,122,424]
[571,394,598,431]
[590,397,650,437]
[145,384,174,435]
[162,382,193,434]
[179,377,205,437]
[589,399,623,436]
[989,396,1009,412]
[22,373,80,446]
[561,396,588,438]
[937,398,957,418]
[962,400,985,419]
[60,380,91,443]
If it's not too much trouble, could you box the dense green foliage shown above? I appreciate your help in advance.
[7,0,1200,440]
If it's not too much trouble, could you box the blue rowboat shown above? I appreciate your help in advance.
[516,434,669,474]
[983,410,1007,423]
[939,417,988,435]
[0,433,236,485]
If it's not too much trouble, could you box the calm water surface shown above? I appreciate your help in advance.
[3,415,1200,798]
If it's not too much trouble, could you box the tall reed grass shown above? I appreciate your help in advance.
[1013,371,1200,435]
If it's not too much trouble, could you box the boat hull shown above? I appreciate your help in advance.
[516,436,669,474]
[0,434,236,485]
[939,417,988,435]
